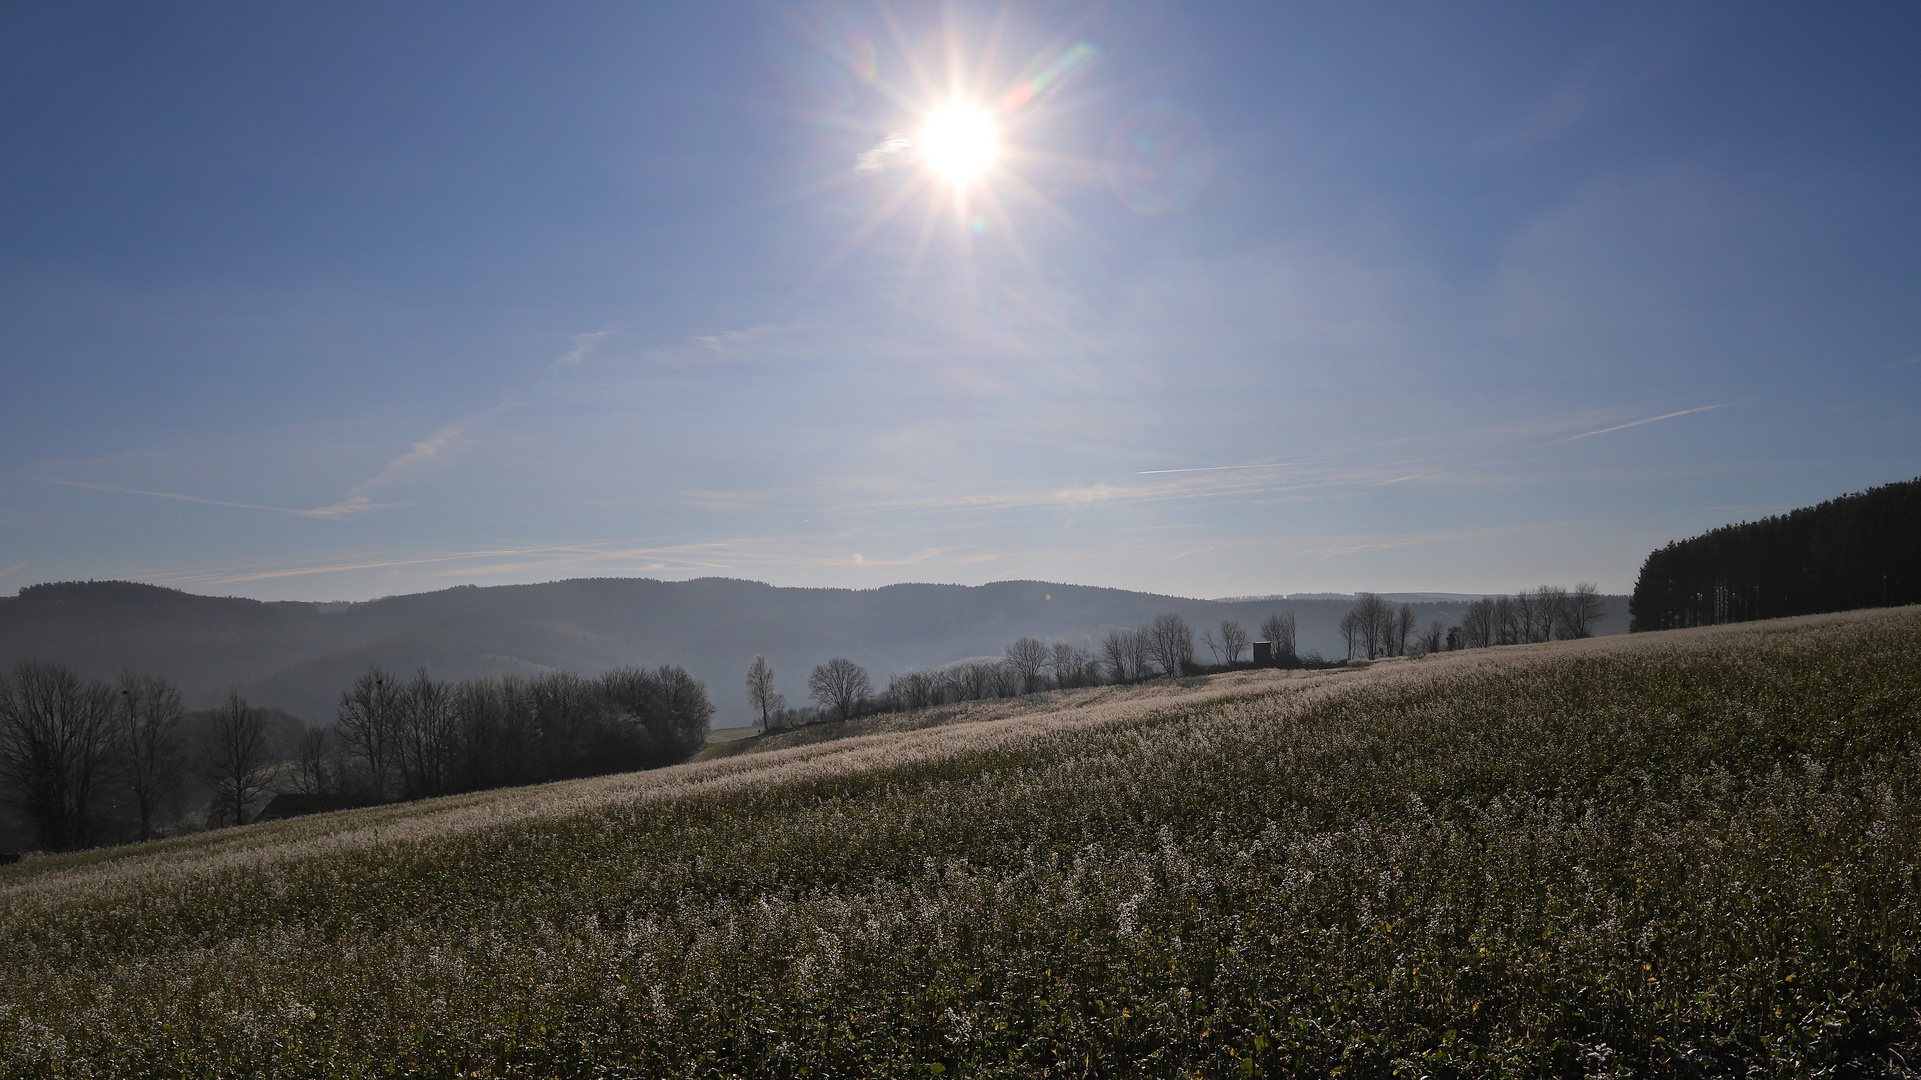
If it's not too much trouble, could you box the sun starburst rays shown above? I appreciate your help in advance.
[782,6,1107,297]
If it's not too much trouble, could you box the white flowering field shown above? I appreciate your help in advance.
[3,608,1918,1077]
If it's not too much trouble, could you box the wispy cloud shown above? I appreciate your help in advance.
[0,562,26,580]
[306,401,518,517]
[857,132,914,172]
[38,479,391,517]
[1134,457,1391,476]
[692,456,1447,520]
[1885,353,1921,371]
[133,536,959,589]
[38,402,517,519]
[638,323,804,369]
[1549,403,1731,444]
[555,329,618,368]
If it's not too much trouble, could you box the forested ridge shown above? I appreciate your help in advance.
[0,578,1628,728]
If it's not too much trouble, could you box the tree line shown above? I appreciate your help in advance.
[1629,477,1920,631]
[1448,584,1605,650]
[743,610,1300,728]
[0,658,710,854]
[744,587,1603,729]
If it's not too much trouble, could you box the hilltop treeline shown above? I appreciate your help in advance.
[761,588,1602,727]
[0,659,710,854]
[1629,477,1921,631]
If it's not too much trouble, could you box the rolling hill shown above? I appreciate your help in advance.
[0,577,1627,727]
[1,608,1913,1076]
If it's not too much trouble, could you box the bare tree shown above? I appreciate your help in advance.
[1049,642,1096,689]
[336,666,401,802]
[1146,614,1195,676]
[1460,599,1495,649]
[1258,611,1297,664]
[1128,626,1153,679]
[0,660,115,851]
[1531,586,1568,642]
[1100,628,1148,682]
[397,670,455,800]
[1071,646,1102,687]
[1350,593,1394,659]
[294,724,338,796]
[113,671,186,842]
[1199,627,1221,664]
[1494,595,1520,645]
[745,655,782,732]
[1561,582,1604,638]
[988,660,1024,698]
[1513,588,1542,644]
[1048,642,1075,688]
[1099,630,1129,682]
[886,669,939,711]
[1338,609,1360,660]
[807,658,871,720]
[1004,637,1052,694]
[201,690,273,828]
[1419,620,1446,656]
[947,661,998,702]
[1393,603,1418,657]
[1219,620,1249,664]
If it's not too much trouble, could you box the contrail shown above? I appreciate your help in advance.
[37,479,338,516]
[1135,456,1392,476]
[1553,403,1731,444]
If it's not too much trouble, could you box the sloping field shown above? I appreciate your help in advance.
[3,610,1918,1077]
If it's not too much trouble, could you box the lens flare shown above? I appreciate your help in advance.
[998,42,1102,115]
[1104,100,1213,215]
[920,103,999,185]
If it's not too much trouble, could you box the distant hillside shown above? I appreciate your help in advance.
[0,578,1627,726]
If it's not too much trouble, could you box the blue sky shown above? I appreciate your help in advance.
[3,1,1917,601]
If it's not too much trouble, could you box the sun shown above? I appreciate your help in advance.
[801,21,1105,285]
[919,102,999,186]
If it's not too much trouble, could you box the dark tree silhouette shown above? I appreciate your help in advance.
[1630,478,1921,630]
[201,690,273,828]
[335,667,401,802]
[114,671,186,841]
[1259,611,1297,664]
[0,660,114,850]
[1003,637,1051,694]
[745,656,782,731]
[1218,620,1249,664]
[1146,614,1195,675]
[808,658,871,720]
[1349,593,1394,659]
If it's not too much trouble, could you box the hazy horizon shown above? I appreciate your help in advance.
[8,573,1601,607]
[4,3,1917,603]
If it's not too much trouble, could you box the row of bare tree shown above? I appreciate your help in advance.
[1334,585,1605,660]
[0,660,290,851]
[0,658,712,854]
[1337,595,1422,660]
[747,610,1311,729]
[310,665,711,804]
[1455,584,1604,649]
